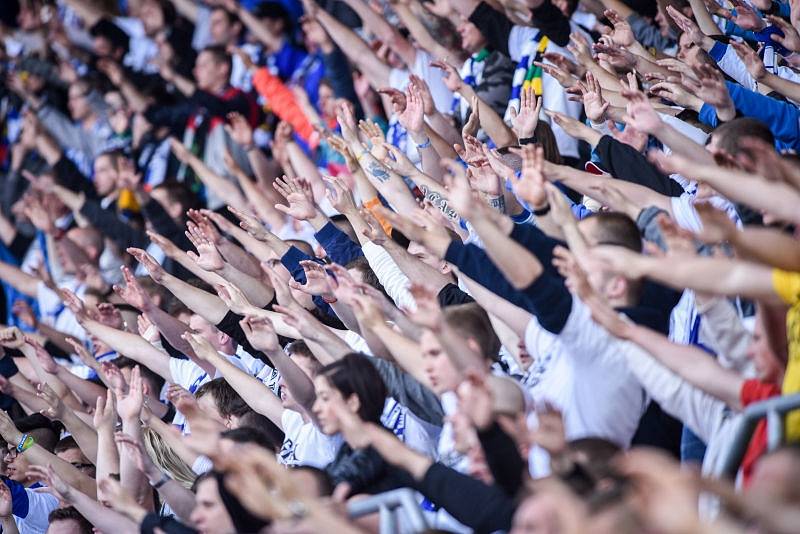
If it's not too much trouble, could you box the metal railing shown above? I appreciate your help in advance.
[347,488,428,533]
[718,392,800,478]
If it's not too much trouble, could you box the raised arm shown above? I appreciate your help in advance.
[181,332,285,428]
[339,0,416,66]
[37,383,99,464]
[393,0,451,62]
[78,316,172,381]
[0,262,40,297]
[651,151,800,227]
[338,103,418,214]
[592,246,779,303]
[0,409,97,498]
[128,248,230,327]
[170,139,246,207]
[239,316,317,412]
[311,2,392,88]
[626,322,745,410]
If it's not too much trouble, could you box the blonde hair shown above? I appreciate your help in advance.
[142,428,197,489]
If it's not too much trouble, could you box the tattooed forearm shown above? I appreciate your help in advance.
[365,160,391,183]
[488,195,506,214]
[420,185,459,221]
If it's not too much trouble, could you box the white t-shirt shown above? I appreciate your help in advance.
[37,279,86,341]
[278,409,342,468]
[380,397,436,457]
[192,454,214,475]
[235,345,281,395]
[115,17,159,74]
[389,50,455,114]
[5,481,59,534]
[436,392,469,472]
[523,298,647,449]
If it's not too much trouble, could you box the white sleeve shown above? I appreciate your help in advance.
[670,194,702,232]
[775,65,800,105]
[192,455,213,474]
[389,67,410,91]
[698,297,754,374]
[556,297,617,365]
[619,340,726,443]
[716,45,758,91]
[361,242,417,312]
[168,358,198,388]
[658,113,709,150]
[18,487,59,533]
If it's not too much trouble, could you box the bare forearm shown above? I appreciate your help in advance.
[146,415,198,467]
[236,5,282,51]
[217,240,264,279]
[157,481,196,521]
[82,320,172,381]
[762,72,800,104]
[55,367,106,411]
[6,383,48,414]
[168,0,198,21]
[161,273,229,324]
[37,323,82,356]
[0,212,16,245]
[414,127,452,183]
[654,123,714,166]
[368,424,432,480]
[355,152,418,213]
[688,0,723,36]
[0,262,39,296]
[633,255,777,302]
[215,264,274,307]
[1,516,19,534]
[342,0,403,53]
[186,155,245,207]
[458,85,515,147]
[286,142,323,185]
[628,325,743,409]
[61,408,99,464]
[235,164,285,227]
[231,225,286,261]
[265,349,316,411]
[427,113,462,155]
[121,418,149,504]
[68,489,139,533]
[119,79,151,114]
[214,356,284,425]
[316,9,391,87]
[370,323,429,386]
[27,444,97,497]
[164,249,226,285]
[96,429,120,485]
[732,227,800,271]
[145,306,195,359]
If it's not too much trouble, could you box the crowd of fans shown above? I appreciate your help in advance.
[0,0,799,532]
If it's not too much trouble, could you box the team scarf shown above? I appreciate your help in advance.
[451,48,490,121]
[504,32,549,122]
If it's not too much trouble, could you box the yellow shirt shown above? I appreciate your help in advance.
[771,269,800,441]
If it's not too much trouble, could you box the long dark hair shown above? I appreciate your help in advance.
[317,353,387,424]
